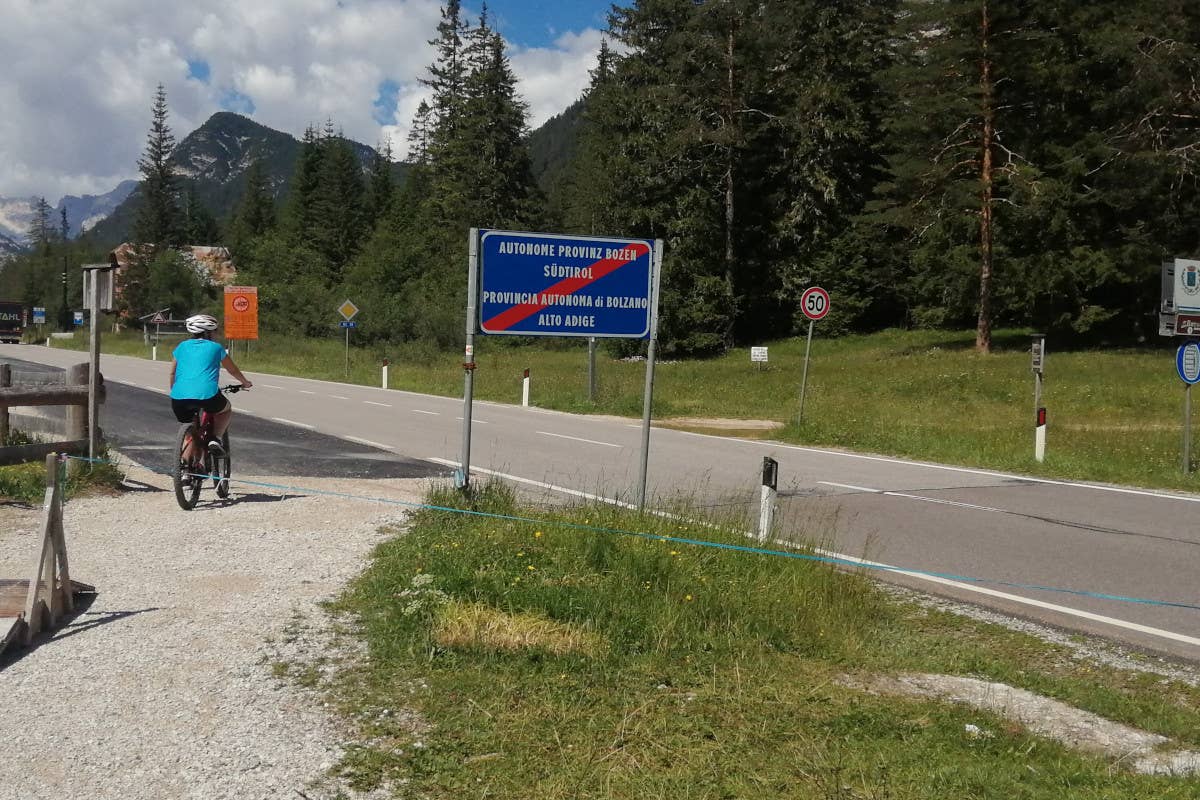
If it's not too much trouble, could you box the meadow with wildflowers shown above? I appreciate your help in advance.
[328,482,1200,798]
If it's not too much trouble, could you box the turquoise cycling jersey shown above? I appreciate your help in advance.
[170,338,228,400]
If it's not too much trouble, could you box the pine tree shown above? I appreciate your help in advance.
[366,137,395,225]
[406,101,434,165]
[59,207,69,243]
[310,135,366,282]
[460,25,540,228]
[181,186,221,244]
[133,84,181,247]
[28,197,53,256]
[283,125,326,246]
[230,159,275,258]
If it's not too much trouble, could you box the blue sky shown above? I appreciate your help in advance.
[492,0,613,48]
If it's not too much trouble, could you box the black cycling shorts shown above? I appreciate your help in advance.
[171,393,230,423]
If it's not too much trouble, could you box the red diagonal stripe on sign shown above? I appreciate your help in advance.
[482,242,650,332]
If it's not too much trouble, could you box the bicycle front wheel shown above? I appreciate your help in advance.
[215,432,231,498]
[173,423,202,511]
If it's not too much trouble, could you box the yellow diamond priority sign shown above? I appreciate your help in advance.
[338,299,359,321]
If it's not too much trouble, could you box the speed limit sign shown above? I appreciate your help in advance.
[801,286,830,321]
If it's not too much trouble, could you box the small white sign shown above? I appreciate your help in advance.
[751,346,768,363]
[1176,258,1200,313]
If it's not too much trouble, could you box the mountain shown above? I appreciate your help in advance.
[88,112,406,246]
[0,196,36,248]
[527,99,585,191]
[0,231,22,263]
[0,180,137,249]
[59,180,137,236]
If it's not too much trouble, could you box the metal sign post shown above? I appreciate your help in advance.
[337,299,359,378]
[587,337,597,402]
[1177,341,1200,473]
[635,242,664,510]
[81,263,115,459]
[797,286,830,424]
[1031,333,1047,462]
[459,229,480,491]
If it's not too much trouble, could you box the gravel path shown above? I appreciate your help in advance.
[0,459,430,800]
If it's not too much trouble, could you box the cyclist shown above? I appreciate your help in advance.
[168,314,252,468]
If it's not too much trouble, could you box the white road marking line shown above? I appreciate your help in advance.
[818,481,1007,514]
[537,431,621,448]
[428,462,1200,650]
[426,458,638,509]
[364,400,392,407]
[456,417,488,424]
[665,428,1200,504]
[299,390,316,395]
[260,383,284,389]
[120,445,170,451]
[331,395,350,400]
[345,436,392,449]
[413,409,439,416]
[143,385,167,393]
[271,417,315,430]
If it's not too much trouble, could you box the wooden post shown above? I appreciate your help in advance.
[66,363,87,478]
[0,363,9,444]
[23,453,65,642]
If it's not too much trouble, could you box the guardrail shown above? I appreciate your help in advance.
[0,363,100,467]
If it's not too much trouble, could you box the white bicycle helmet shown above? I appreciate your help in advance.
[185,313,219,334]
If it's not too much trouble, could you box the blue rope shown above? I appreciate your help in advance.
[64,454,1200,613]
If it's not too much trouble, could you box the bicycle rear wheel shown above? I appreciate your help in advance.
[215,432,231,498]
[173,423,202,510]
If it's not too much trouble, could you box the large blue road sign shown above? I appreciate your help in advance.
[479,230,654,338]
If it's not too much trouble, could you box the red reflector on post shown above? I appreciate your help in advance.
[1037,407,1047,427]
[523,368,530,379]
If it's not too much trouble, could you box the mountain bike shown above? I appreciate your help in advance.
[172,385,245,510]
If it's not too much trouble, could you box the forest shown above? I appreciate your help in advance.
[5,0,1200,356]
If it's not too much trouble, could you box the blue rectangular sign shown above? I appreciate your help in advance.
[478,230,654,338]
[339,320,357,328]
[32,307,45,324]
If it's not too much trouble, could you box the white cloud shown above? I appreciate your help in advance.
[0,0,604,200]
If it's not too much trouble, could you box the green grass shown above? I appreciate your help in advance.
[328,484,1200,799]
[52,326,1200,491]
[0,427,124,503]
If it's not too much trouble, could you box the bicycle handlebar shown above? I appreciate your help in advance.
[221,384,248,394]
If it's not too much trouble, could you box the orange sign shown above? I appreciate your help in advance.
[224,286,259,340]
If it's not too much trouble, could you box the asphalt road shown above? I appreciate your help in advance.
[4,343,1200,661]
[0,354,442,481]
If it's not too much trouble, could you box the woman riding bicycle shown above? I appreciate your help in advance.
[168,314,252,465]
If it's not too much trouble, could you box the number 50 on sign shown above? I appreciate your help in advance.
[801,286,830,321]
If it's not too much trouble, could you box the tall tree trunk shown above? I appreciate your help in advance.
[976,0,994,354]
[724,24,736,346]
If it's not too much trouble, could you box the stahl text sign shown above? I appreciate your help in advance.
[479,230,654,338]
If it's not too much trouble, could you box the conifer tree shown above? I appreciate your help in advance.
[310,135,366,282]
[182,186,221,245]
[406,101,433,165]
[133,84,181,247]
[230,158,275,258]
[366,137,395,225]
[28,197,53,256]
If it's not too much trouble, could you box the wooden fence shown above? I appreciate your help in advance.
[0,363,98,467]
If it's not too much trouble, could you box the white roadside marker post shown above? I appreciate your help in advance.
[382,358,389,389]
[522,367,530,407]
[758,457,778,542]
[1031,333,1046,463]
